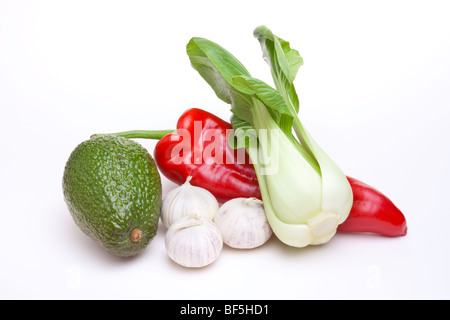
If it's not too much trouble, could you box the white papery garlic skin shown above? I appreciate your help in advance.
[214,197,273,249]
[161,176,219,228]
[165,216,223,268]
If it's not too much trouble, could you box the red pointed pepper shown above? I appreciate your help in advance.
[338,177,407,236]
[94,108,261,203]
[94,108,407,237]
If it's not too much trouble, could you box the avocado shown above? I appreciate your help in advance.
[62,135,162,257]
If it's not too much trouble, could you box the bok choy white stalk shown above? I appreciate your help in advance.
[186,27,353,248]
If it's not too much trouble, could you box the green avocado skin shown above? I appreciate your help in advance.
[62,135,162,257]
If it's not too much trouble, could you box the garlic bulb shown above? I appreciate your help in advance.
[161,176,219,228]
[165,216,223,268]
[214,197,272,249]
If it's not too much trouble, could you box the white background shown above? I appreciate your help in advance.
[1,0,449,300]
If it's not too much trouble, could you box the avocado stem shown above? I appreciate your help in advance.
[90,129,176,140]
[130,228,143,243]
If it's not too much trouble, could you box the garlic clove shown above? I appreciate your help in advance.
[214,197,273,249]
[165,215,223,268]
[161,176,219,228]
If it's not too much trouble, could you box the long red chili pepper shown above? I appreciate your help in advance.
[338,177,407,236]
[97,108,407,237]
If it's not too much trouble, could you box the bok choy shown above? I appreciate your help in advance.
[186,26,353,248]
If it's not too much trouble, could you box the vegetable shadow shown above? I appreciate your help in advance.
[60,206,149,265]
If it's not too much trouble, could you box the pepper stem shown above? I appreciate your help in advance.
[90,129,176,140]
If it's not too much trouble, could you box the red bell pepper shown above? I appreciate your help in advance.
[153,108,261,203]
[95,108,407,237]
